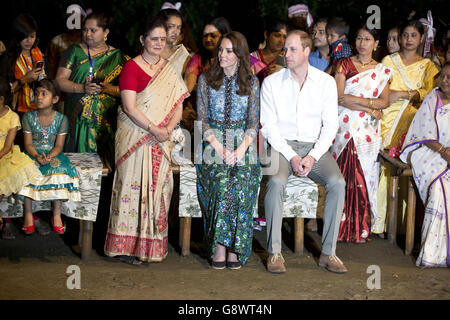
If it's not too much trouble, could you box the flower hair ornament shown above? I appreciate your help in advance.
[419,10,436,57]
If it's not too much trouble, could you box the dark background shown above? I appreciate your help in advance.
[0,0,448,58]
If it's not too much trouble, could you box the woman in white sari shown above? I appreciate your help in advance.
[332,25,391,243]
[400,63,450,268]
[104,17,189,265]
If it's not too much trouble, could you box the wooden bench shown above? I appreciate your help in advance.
[379,150,417,255]
[175,165,322,256]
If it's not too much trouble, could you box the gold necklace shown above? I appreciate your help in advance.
[357,56,373,69]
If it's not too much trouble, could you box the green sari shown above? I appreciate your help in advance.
[60,44,128,164]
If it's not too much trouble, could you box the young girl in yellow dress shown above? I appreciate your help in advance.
[0,77,42,239]
[17,79,81,234]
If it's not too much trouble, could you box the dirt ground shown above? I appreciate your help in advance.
[0,213,449,301]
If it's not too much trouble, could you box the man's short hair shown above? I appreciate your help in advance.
[325,17,349,37]
[287,29,312,50]
[314,18,328,26]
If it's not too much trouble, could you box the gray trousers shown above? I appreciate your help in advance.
[264,141,345,256]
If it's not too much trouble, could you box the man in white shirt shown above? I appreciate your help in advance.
[260,30,347,274]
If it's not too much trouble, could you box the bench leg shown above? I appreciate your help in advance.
[405,178,416,255]
[387,176,399,245]
[294,217,304,254]
[80,220,93,261]
[180,217,191,256]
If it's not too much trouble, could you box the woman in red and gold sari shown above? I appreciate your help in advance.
[104,17,189,265]
[331,25,391,243]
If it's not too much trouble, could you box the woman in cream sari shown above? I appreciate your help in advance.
[332,25,391,243]
[400,63,450,267]
[104,17,189,264]
[375,20,440,235]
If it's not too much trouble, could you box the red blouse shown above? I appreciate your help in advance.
[119,59,152,93]
[336,57,359,80]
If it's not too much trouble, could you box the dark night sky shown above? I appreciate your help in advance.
[0,0,448,56]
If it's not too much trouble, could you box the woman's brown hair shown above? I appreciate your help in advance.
[204,31,253,96]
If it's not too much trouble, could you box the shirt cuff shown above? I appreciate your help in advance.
[308,148,323,162]
[282,148,298,162]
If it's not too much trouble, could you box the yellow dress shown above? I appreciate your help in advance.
[0,106,42,196]
[374,53,440,234]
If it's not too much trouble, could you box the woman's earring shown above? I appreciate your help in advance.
[104,36,108,42]
[237,60,240,68]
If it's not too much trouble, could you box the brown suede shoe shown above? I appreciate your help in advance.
[267,253,286,274]
[318,254,348,273]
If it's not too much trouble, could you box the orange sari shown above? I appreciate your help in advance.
[14,47,45,113]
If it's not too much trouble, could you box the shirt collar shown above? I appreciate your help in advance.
[283,64,317,83]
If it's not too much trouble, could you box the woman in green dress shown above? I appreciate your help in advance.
[196,31,261,270]
[55,12,128,164]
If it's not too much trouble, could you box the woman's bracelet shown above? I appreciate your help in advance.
[368,98,374,108]
[437,145,445,154]
[147,122,153,132]
[407,89,413,100]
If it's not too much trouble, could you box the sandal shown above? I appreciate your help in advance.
[226,261,242,270]
[116,255,143,266]
[51,217,66,235]
[211,260,226,270]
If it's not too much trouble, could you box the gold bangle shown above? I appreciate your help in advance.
[407,89,412,100]
[368,99,374,108]
[437,145,445,153]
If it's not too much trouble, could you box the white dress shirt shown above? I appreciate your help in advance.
[260,65,338,162]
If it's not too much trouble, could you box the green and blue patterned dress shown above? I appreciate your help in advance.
[196,73,261,265]
[17,111,81,202]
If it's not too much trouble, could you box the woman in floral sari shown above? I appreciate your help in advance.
[375,20,440,235]
[104,17,189,264]
[56,13,128,164]
[400,63,450,268]
[331,25,391,243]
